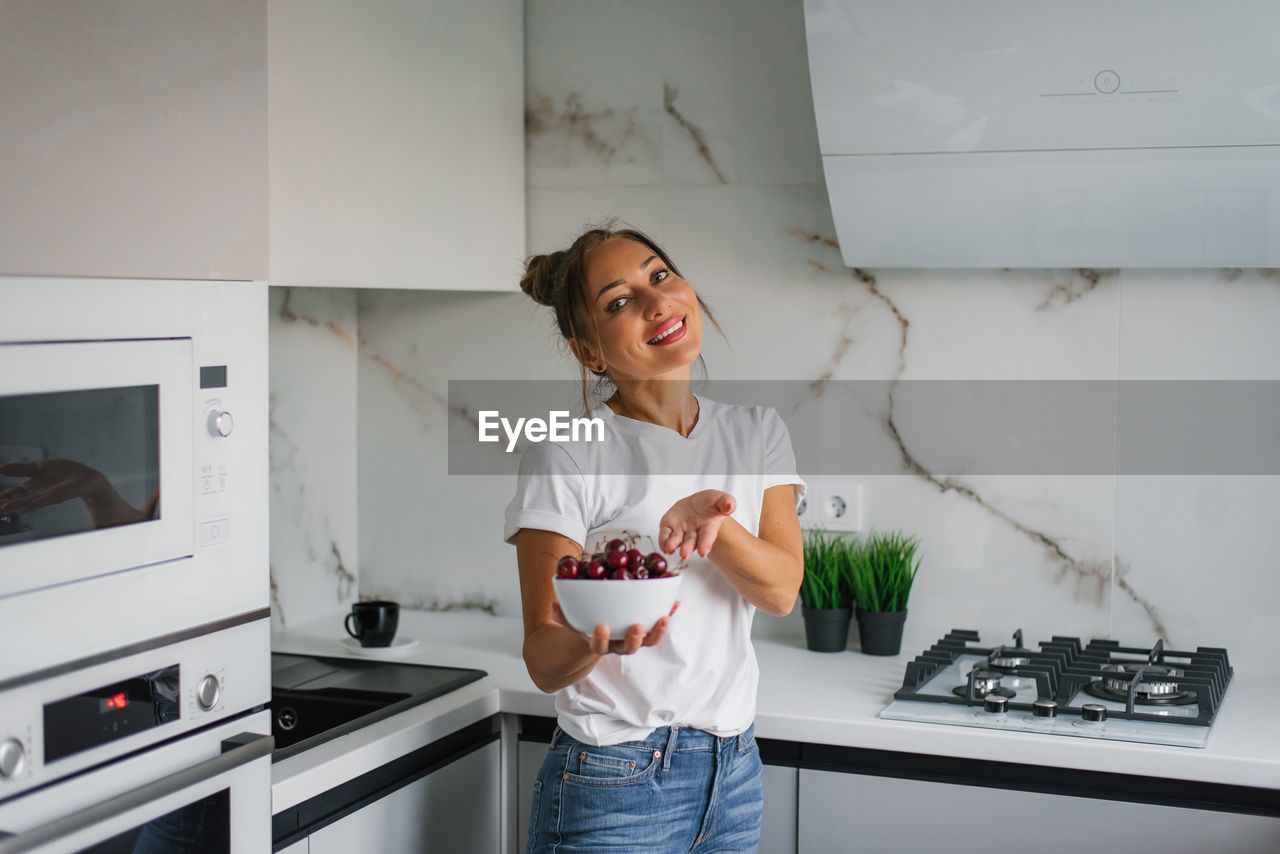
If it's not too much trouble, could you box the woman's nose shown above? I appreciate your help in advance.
[640,287,669,319]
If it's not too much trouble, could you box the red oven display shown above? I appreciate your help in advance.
[44,665,180,763]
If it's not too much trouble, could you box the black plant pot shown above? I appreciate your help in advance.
[855,608,907,655]
[801,606,852,652]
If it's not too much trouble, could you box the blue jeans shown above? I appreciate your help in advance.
[527,723,763,854]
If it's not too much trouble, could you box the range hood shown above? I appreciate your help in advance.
[804,0,1280,268]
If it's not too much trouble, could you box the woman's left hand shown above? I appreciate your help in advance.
[659,489,737,559]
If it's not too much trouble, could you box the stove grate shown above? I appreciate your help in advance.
[893,629,1233,727]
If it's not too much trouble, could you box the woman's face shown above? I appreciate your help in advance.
[576,236,703,382]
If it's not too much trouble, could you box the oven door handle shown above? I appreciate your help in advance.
[0,732,272,854]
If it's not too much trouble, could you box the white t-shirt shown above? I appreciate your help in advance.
[503,395,806,746]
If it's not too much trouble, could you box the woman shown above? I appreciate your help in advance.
[505,224,805,853]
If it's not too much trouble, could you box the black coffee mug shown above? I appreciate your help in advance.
[345,600,400,648]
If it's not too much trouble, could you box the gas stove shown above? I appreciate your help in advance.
[880,629,1233,748]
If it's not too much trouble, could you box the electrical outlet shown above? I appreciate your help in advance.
[796,481,862,533]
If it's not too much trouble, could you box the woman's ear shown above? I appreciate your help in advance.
[569,338,601,372]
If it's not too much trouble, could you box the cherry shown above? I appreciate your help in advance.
[556,556,581,579]
[645,553,667,575]
[554,543,676,581]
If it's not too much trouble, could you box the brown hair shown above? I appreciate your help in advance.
[520,221,724,410]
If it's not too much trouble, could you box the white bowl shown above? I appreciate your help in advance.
[553,574,682,640]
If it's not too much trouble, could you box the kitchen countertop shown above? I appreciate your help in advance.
[272,609,1280,797]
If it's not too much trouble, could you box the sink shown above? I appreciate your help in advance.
[270,653,486,761]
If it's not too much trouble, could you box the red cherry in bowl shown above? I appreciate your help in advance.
[605,538,627,554]
[604,550,629,571]
[644,553,668,575]
[556,556,581,579]
[585,558,607,579]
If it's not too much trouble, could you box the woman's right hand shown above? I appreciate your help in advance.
[551,600,680,656]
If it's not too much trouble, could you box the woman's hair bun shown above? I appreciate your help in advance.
[520,251,564,307]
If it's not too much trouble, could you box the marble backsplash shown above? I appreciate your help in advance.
[268,0,1280,672]
[267,288,359,632]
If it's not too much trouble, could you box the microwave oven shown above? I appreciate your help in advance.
[0,278,270,686]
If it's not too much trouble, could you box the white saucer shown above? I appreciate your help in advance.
[339,636,419,656]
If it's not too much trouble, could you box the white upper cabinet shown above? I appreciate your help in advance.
[269,0,525,291]
[0,0,268,281]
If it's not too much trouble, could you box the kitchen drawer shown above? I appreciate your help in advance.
[273,716,499,852]
[308,738,500,854]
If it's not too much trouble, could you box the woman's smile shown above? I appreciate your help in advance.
[647,315,686,345]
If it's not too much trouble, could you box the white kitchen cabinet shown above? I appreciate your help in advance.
[761,764,798,854]
[308,738,501,853]
[268,0,525,290]
[0,0,267,280]
[277,840,308,854]
[796,768,1280,854]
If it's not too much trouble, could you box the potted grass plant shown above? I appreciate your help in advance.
[848,530,921,656]
[799,528,854,652]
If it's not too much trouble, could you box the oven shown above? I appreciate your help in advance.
[0,277,272,851]
[0,629,271,852]
[0,725,270,853]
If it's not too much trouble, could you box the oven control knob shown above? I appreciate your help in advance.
[1033,700,1058,718]
[0,739,25,779]
[207,410,234,438]
[197,675,221,710]
[983,694,1008,714]
[1081,703,1107,723]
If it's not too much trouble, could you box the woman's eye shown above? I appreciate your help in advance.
[653,268,669,283]
[605,296,629,313]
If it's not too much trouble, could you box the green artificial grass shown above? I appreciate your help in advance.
[800,528,854,610]
[847,530,921,613]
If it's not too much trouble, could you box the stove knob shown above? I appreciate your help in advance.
[983,694,1008,714]
[0,739,25,779]
[197,674,221,710]
[1081,703,1107,723]
[1033,700,1058,718]
[277,707,298,731]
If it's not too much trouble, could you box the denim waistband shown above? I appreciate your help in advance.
[551,722,753,753]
